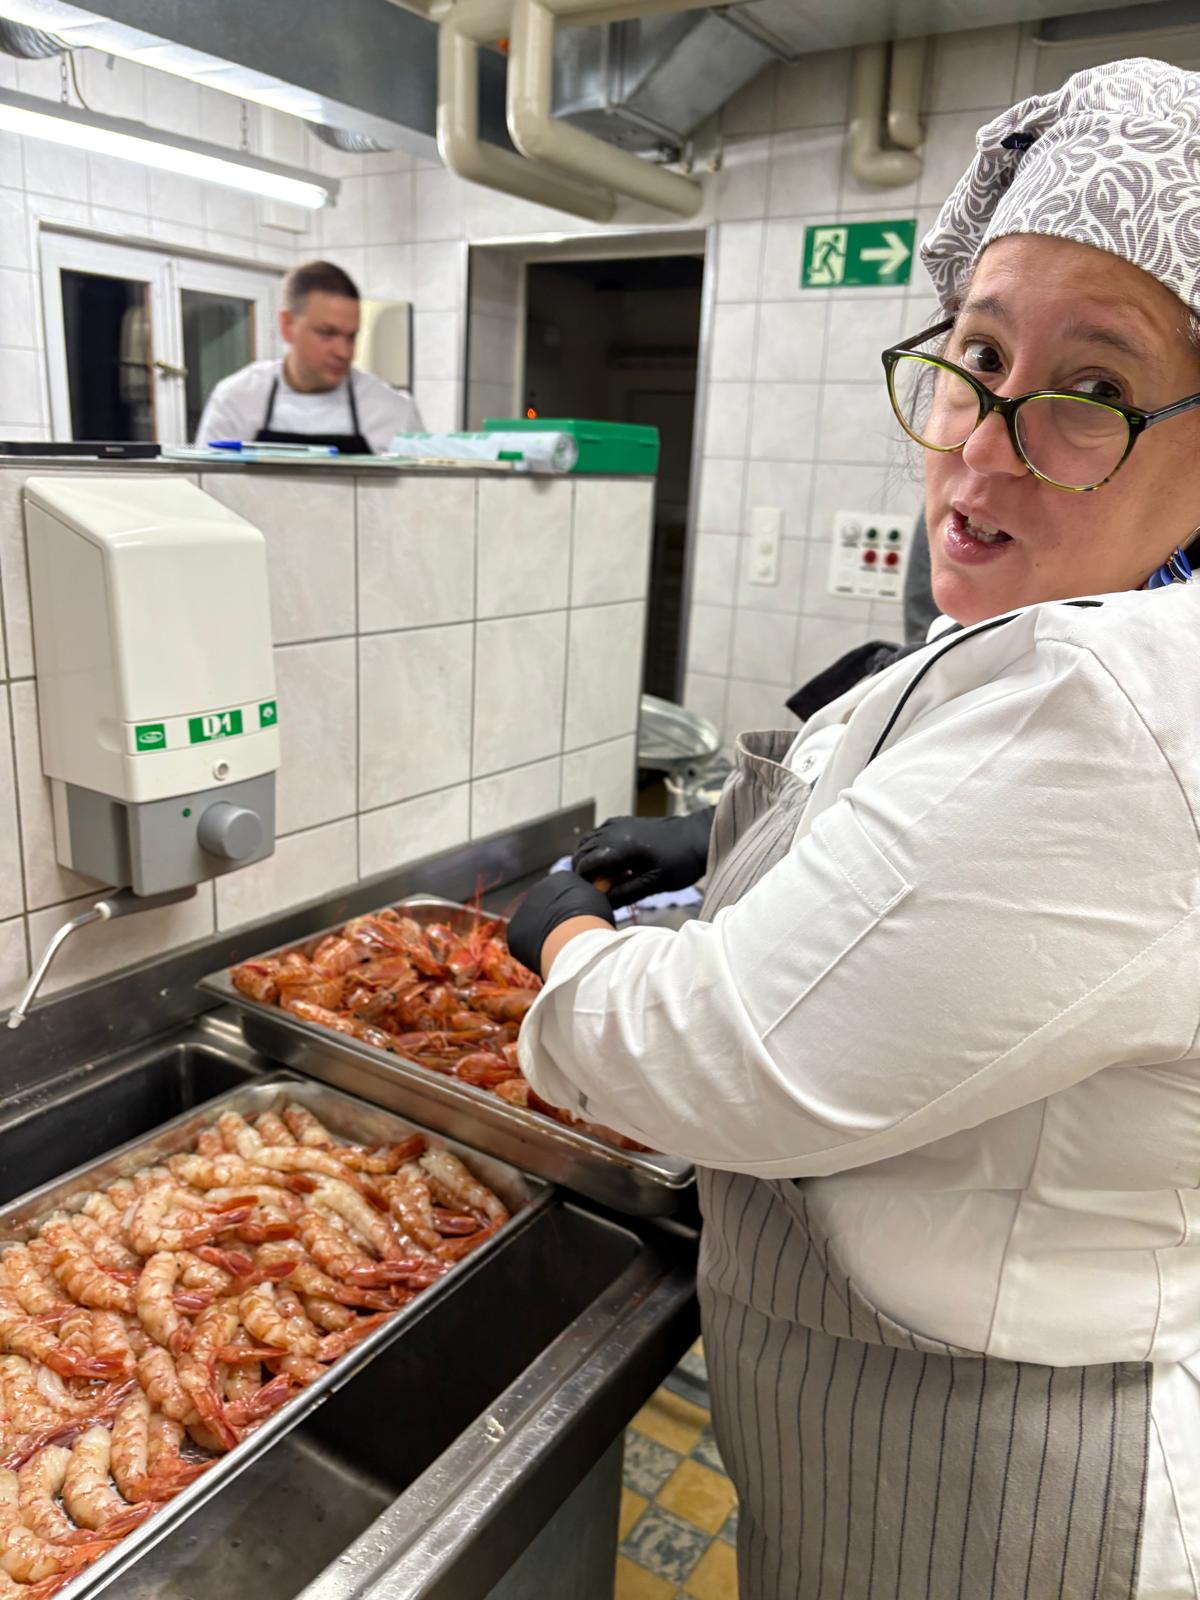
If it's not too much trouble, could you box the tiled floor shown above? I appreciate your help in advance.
[617,1342,739,1600]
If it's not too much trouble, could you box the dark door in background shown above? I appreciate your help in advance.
[524,255,703,703]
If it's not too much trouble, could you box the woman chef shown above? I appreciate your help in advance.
[508,58,1200,1598]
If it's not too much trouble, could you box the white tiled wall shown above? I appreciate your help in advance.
[682,23,1035,747]
[0,463,650,1004]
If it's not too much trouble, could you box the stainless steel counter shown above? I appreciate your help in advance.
[0,808,699,1600]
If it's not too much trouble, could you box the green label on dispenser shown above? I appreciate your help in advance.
[258,700,278,728]
[134,723,166,751]
[189,709,244,744]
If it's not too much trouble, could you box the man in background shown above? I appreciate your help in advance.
[196,259,421,453]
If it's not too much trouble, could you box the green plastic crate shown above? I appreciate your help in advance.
[482,418,659,476]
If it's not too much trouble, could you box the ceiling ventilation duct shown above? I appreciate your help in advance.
[0,19,66,56]
[308,122,395,154]
[549,11,780,160]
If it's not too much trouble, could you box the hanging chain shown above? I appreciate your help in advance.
[240,100,250,152]
[60,53,69,104]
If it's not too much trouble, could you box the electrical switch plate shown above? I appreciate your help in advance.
[828,510,916,601]
[748,505,782,585]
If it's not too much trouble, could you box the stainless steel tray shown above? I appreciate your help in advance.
[199,897,694,1218]
[0,1071,550,1600]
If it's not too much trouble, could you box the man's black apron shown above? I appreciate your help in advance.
[255,371,371,453]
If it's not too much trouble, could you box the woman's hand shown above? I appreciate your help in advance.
[572,808,715,908]
[507,871,616,980]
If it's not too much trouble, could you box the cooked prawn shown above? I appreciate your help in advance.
[0,1250,68,1319]
[62,1426,149,1534]
[135,1254,191,1356]
[0,1289,121,1380]
[17,1447,87,1545]
[126,1186,251,1257]
[419,1149,509,1225]
[0,1467,113,1584]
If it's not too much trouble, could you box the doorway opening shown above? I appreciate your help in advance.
[522,254,704,705]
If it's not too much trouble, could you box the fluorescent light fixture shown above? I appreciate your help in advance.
[0,86,338,208]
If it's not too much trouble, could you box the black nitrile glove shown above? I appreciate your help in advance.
[572,807,716,910]
[507,870,616,975]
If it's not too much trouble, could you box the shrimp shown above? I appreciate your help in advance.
[222,1372,293,1430]
[136,1253,191,1356]
[62,1427,149,1535]
[377,1168,441,1254]
[0,1249,68,1319]
[78,1192,130,1247]
[135,1349,193,1426]
[175,1251,234,1296]
[126,1186,250,1257]
[110,1394,201,1503]
[56,1302,90,1346]
[0,1468,113,1585]
[238,1284,319,1358]
[176,1303,238,1453]
[284,1261,395,1313]
[45,1241,136,1319]
[91,1313,145,1373]
[300,1296,354,1333]
[17,1447,87,1545]
[309,1179,396,1259]
[217,1115,384,1200]
[251,1112,296,1147]
[280,1106,336,1147]
[0,1289,121,1380]
[419,1149,509,1224]
[279,1106,424,1172]
[231,961,282,1004]
[64,1215,138,1273]
[167,1153,300,1195]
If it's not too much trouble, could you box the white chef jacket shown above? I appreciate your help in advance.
[520,583,1200,1595]
[194,359,422,453]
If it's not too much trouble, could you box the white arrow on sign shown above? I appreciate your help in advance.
[860,230,911,276]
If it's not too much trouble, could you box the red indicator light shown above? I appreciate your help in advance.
[862,549,878,565]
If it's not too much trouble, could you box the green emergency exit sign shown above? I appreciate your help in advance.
[801,220,916,288]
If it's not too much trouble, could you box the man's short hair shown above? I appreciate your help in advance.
[284,260,360,316]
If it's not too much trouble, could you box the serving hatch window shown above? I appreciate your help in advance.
[41,231,278,446]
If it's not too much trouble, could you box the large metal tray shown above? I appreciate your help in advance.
[0,1071,550,1600]
[199,897,694,1217]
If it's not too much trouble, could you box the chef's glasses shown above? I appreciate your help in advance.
[882,318,1200,492]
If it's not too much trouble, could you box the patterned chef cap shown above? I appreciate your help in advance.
[921,57,1200,316]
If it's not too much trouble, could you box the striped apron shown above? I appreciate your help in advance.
[697,729,1151,1600]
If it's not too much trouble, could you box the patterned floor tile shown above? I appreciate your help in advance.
[623,1428,683,1498]
[676,1344,708,1385]
[682,1536,738,1600]
[656,1459,737,1536]
[718,1504,738,1546]
[621,1505,711,1587]
[631,1390,710,1456]
[615,1553,676,1600]
[620,1487,649,1542]
[690,1430,725,1474]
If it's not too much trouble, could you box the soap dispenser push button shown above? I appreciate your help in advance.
[198,802,264,862]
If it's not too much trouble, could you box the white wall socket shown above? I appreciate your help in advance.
[827,510,916,601]
[748,505,781,586]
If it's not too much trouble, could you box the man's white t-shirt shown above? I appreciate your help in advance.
[195,359,422,453]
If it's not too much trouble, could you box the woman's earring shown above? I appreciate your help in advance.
[1147,545,1195,588]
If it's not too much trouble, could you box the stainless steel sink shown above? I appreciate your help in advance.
[0,1032,261,1204]
[0,1017,698,1600]
[112,1201,648,1600]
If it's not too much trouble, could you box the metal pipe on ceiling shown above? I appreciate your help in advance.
[437,0,615,219]
[506,0,711,218]
[848,39,924,187]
